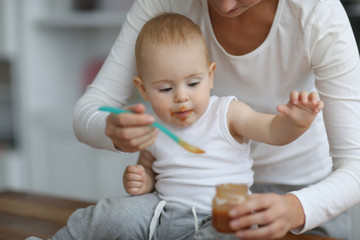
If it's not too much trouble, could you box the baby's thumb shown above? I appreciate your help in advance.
[277,105,291,116]
[134,164,146,177]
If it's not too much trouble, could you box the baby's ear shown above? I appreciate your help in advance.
[133,76,149,101]
[208,62,216,89]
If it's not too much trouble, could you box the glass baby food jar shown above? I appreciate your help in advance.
[212,183,248,233]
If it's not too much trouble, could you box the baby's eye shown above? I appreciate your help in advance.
[188,82,200,87]
[159,87,172,92]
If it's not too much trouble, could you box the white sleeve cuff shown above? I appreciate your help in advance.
[290,158,360,234]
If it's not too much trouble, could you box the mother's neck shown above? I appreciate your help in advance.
[208,0,278,56]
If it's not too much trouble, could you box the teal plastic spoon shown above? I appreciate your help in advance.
[99,106,205,154]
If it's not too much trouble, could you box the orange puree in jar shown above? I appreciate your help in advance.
[212,183,248,233]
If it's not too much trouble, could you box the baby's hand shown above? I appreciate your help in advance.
[123,164,146,195]
[277,91,324,128]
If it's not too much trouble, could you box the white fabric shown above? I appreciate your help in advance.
[192,206,199,234]
[149,96,253,212]
[149,200,167,240]
[73,0,360,233]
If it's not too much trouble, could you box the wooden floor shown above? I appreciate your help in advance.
[0,190,94,240]
[0,190,341,240]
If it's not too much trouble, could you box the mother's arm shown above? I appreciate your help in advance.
[229,2,360,239]
[292,0,360,233]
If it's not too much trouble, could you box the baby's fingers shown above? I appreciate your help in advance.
[308,92,323,112]
[289,91,300,105]
[290,91,324,112]
[126,165,143,174]
[299,91,309,105]
[312,100,324,113]
[308,92,319,104]
[124,165,145,180]
[125,172,144,182]
[302,92,323,112]
[289,90,309,105]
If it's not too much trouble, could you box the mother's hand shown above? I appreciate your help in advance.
[105,104,158,152]
[229,193,305,240]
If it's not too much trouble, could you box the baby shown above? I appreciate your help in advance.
[122,12,323,239]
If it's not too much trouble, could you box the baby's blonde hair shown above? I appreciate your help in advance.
[135,13,210,76]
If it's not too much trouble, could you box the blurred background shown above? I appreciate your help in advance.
[0,0,139,200]
[0,0,359,239]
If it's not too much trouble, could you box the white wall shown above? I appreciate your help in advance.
[0,0,17,57]
[0,0,22,190]
[0,0,139,200]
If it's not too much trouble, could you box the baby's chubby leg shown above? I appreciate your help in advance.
[26,192,161,240]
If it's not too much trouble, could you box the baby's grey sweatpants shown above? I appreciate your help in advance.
[26,192,237,240]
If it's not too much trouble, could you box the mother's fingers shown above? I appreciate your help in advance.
[229,193,276,217]
[125,103,147,114]
[117,127,158,149]
[106,120,158,152]
[229,193,303,240]
[234,220,289,240]
[109,112,155,128]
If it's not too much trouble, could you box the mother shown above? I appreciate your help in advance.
[73,0,360,239]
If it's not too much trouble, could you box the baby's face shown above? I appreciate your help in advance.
[138,42,215,127]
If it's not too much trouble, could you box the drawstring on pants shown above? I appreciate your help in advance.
[148,201,200,240]
[149,200,167,240]
[191,206,199,234]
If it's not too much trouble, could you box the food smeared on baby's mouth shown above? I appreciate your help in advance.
[171,106,192,122]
